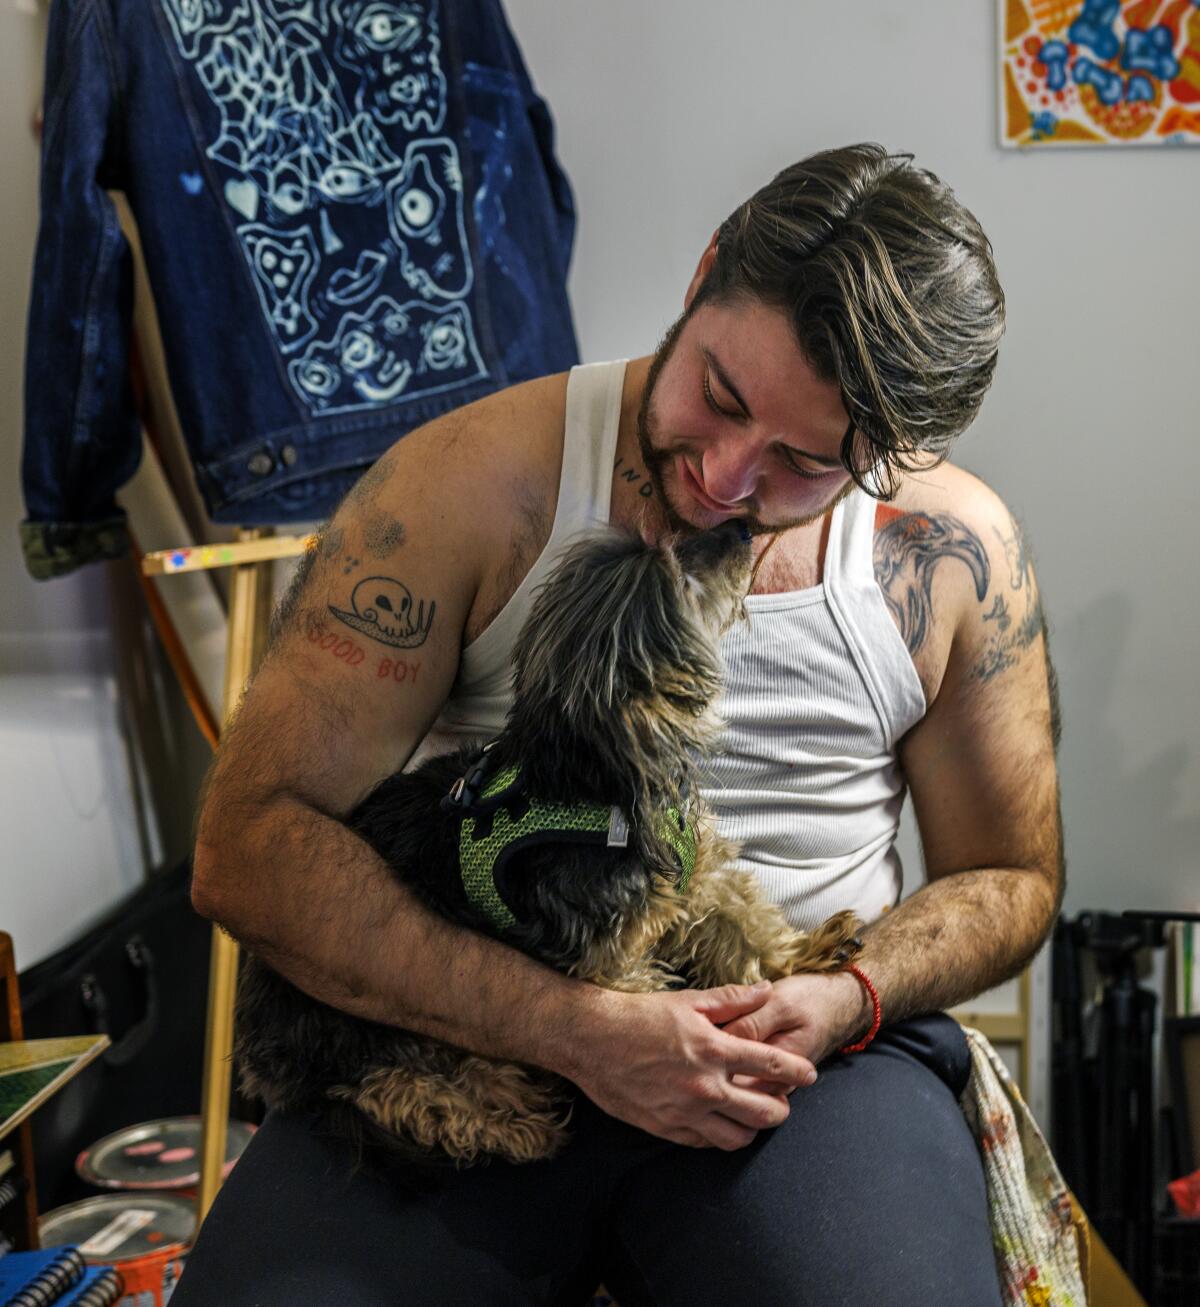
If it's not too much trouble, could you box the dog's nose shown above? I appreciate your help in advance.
[710,518,753,550]
[674,518,753,579]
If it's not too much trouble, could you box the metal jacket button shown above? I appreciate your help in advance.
[247,451,274,476]
[280,444,298,466]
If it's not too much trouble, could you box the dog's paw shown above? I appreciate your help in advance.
[780,909,865,974]
[816,909,865,966]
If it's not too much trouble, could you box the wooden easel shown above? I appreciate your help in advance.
[0,933,40,1250]
[142,527,313,1219]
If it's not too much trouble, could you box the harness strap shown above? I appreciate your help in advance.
[449,755,698,932]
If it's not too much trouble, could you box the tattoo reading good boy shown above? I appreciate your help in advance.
[307,621,421,685]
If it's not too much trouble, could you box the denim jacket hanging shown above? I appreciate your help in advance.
[21,0,580,579]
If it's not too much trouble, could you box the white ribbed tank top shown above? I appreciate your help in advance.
[408,360,927,930]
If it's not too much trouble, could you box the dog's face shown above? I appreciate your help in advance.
[671,522,753,640]
[506,522,752,808]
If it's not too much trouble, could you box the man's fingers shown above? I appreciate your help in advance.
[692,982,773,1025]
[731,1072,798,1096]
[665,1127,711,1149]
[686,1110,770,1152]
[725,1085,792,1126]
[717,1014,760,1039]
[674,1067,798,1148]
[725,1037,817,1088]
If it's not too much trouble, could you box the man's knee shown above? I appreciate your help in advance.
[872,1011,972,1096]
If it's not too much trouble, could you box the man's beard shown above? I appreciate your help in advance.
[634,308,854,537]
[635,310,694,534]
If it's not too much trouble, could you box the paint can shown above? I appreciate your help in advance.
[40,1192,196,1306]
[76,1117,256,1196]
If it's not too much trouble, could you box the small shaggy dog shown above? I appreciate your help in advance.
[235,521,863,1168]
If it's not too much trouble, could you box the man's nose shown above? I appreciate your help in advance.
[701,440,761,507]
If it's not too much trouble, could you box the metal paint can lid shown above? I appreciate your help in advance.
[40,1192,196,1262]
[76,1116,256,1190]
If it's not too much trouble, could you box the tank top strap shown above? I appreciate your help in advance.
[823,486,926,748]
[545,359,627,550]
[824,483,876,586]
[452,359,626,689]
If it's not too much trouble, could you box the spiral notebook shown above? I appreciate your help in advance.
[0,1245,85,1305]
[59,1265,123,1307]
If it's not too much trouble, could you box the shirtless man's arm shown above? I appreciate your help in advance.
[191,381,817,1152]
[723,469,1064,1066]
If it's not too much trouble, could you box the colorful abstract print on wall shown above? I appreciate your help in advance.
[1000,0,1200,146]
[159,0,488,414]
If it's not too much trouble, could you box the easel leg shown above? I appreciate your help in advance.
[196,529,275,1221]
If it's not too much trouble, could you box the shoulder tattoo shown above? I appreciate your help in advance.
[873,508,1048,686]
[873,511,989,657]
[974,517,1046,683]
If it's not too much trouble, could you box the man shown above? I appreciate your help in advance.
[179,144,1061,1305]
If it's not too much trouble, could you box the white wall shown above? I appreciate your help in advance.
[505,0,1200,916]
[0,4,210,971]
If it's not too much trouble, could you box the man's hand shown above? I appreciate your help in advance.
[718,972,872,1096]
[561,982,822,1151]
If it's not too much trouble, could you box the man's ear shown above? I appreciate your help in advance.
[683,230,720,311]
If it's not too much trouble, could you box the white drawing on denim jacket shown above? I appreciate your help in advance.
[327,249,386,304]
[240,223,321,348]
[385,137,472,299]
[269,0,333,35]
[288,295,483,414]
[332,2,447,133]
[160,0,251,59]
[159,0,485,414]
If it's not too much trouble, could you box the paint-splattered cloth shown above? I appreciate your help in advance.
[960,1025,1089,1306]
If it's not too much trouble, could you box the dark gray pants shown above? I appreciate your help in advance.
[172,1015,1001,1306]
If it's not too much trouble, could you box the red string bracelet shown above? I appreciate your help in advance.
[839,964,882,1054]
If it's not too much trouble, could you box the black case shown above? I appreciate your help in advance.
[18,859,216,1208]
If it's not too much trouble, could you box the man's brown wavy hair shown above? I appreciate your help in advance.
[691,143,1005,499]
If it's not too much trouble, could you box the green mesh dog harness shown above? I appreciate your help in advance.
[447,753,698,933]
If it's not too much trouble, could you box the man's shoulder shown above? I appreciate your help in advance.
[875,461,1024,576]
[883,459,1012,527]
[368,370,571,532]
[397,370,570,477]
[872,461,1036,704]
